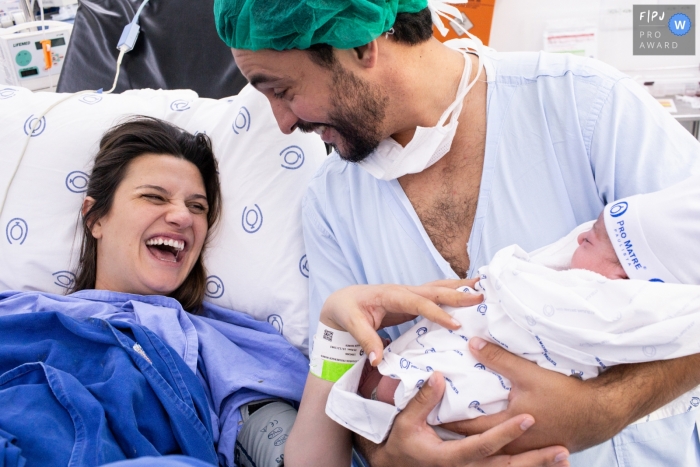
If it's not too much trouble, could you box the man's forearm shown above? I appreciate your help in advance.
[590,352,700,429]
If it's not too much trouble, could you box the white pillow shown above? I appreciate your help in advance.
[0,84,325,353]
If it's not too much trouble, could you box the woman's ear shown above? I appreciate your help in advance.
[82,197,102,239]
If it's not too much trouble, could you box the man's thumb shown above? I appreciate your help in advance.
[401,371,446,423]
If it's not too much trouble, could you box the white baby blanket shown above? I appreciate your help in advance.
[326,222,700,443]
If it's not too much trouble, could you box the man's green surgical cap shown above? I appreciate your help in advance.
[215,0,429,51]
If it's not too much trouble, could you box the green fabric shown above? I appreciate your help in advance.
[215,0,429,50]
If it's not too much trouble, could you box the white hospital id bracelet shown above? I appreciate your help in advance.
[309,323,362,383]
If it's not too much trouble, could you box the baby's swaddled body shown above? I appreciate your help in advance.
[326,220,700,443]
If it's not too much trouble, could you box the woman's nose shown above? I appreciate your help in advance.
[165,203,194,228]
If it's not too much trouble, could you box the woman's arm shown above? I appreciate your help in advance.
[285,373,353,467]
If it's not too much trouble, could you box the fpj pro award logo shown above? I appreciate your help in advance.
[634,5,694,55]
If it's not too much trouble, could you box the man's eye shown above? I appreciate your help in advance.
[273,89,288,99]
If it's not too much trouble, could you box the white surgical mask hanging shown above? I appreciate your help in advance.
[358,0,485,181]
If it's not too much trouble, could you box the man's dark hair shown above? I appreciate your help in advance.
[307,7,433,69]
[70,116,221,312]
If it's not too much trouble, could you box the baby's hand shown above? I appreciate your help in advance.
[320,279,483,365]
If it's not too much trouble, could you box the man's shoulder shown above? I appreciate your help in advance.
[488,50,627,87]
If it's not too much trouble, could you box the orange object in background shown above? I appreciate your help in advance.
[432,0,496,46]
[41,39,52,70]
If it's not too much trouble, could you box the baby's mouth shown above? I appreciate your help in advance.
[146,237,185,263]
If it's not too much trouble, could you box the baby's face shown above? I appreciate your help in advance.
[570,214,628,280]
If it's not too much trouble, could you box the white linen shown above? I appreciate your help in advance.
[326,222,700,443]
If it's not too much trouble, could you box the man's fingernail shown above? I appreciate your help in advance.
[470,337,487,350]
[450,318,461,328]
[519,417,535,431]
[554,452,569,462]
[369,352,376,364]
[427,373,436,387]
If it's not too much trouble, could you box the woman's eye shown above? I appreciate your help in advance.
[143,194,165,202]
[188,203,207,214]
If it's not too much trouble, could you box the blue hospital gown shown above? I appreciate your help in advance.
[302,50,700,465]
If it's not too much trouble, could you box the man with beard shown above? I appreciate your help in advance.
[217,0,700,466]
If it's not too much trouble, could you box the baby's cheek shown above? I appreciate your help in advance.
[376,376,401,405]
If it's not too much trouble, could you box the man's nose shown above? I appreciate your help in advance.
[269,99,298,135]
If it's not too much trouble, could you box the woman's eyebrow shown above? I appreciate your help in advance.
[187,194,208,202]
[136,185,171,195]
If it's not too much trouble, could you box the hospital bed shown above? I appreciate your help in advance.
[0,83,327,466]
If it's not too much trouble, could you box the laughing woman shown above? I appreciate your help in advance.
[0,118,307,467]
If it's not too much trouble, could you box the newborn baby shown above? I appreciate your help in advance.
[358,210,627,405]
[327,174,700,442]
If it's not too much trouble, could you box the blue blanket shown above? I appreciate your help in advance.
[0,290,309,467]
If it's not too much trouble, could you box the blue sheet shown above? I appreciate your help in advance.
[0,312,217,466]
[0,290,309,467]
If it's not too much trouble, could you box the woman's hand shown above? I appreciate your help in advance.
[320,279,482,365]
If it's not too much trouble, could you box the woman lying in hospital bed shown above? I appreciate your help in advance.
[307,174,700,445]
[0,117,307,467]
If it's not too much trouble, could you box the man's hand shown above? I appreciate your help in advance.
[442,337,700,453]
[360,371,570,467]
[321,279,482,364]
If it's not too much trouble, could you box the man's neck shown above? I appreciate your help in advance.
[381,38,470,147]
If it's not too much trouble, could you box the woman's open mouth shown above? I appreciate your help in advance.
[145,237,186,263]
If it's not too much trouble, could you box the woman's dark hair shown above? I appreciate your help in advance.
[307,7,434,69]
[70,116,222,312]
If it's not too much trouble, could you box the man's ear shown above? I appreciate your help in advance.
[82,196,103,239]
[353,40,379,68]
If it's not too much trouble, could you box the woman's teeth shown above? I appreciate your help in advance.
[146,238,184,251]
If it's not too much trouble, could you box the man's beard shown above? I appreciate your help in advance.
[297,65,388,163]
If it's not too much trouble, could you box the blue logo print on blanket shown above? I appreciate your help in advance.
[169,100,190,112]
[469,400,485,413]
[476,304,487,315]
[241,205,263,233]
[299,255,309,278]
[609,201,629,217]
[6,218,28,245]
[52,271,76,289]
[65,171,89,193]
[267,314,284,334]
[204,275,225,299]
[279,146,304,170]
[23,115,46,137]
[78,94,102,105]
[233,106,251,134]
[643,345,657,357]
[0,88,18,99]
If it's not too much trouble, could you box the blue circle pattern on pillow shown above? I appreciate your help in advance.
[233,106,251,134]
[241,205,263,233]
[204,275,225,299]
[5,218,28,245]
[299,254,309,278]
[23,115,46,137]
[279,145,304,170]
[0,88,18,100]
[170,100,191,112]
[267,314,283,334]
[52,270,76,289]
[78,94,103,105]
[65,171,89,193]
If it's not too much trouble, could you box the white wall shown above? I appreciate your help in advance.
[489,0,700,86]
